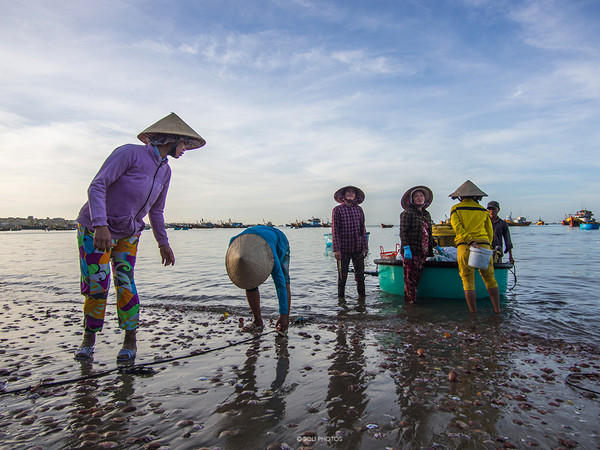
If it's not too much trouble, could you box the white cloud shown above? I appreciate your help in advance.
[1,0,599,224]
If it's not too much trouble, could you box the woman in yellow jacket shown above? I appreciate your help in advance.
[449,180,500,314]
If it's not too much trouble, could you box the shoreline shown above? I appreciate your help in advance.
[1,298,599,448]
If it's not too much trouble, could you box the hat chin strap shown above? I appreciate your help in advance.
[168,138,181,157]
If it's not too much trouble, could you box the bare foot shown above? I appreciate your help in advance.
[122,330,137,352]
[79,331,96,348]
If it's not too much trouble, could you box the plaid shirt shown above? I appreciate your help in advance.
[400,205,433,257]
[332,203,368,253]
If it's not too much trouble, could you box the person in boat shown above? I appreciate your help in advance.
[332,186,369,299]
[74,113,206,362]
[399,186,434,304]
[226,225,291,333]
[486,200,514,264]
[449,180,500,314]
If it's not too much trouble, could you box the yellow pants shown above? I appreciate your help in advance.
[457,244,498,291]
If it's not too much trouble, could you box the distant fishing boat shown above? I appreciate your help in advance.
[301,217,324,227]
[381,223,393,228]
[375,258,513,299]
[562,209,594,227]
[196,220,215,228]
[215,219,246,228]
[580,222,599,230]
[506,213,531,226]
[535,218,545,225]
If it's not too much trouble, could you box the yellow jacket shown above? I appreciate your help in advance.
[450,198,493,245]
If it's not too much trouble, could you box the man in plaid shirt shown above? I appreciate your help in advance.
[332,185,369,299]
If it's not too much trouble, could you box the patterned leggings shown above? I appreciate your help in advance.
[403,255,426,304]
[77,224,140,332]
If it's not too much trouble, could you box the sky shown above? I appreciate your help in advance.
[1,0,599,225]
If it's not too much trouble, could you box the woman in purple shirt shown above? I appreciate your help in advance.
[74,113,205,362]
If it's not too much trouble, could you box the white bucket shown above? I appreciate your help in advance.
[468,246,493,269]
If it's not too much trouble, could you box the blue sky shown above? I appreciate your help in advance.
[1,0,598,224]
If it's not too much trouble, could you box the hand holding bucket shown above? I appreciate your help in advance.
[468,246,493,269]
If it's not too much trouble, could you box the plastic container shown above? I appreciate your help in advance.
[380,244,400,260]
[468,246,493,269]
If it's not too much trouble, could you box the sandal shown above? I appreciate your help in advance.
[116,348,137,362]
[276,328,288,337]
[242,322,263,333]
[74,346,94,360]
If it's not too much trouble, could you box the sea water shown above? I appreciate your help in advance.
[1,225,599,347]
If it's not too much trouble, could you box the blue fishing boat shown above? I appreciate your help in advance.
[374,259,513,299]
[580,222,599,230]
[301,217,323,227]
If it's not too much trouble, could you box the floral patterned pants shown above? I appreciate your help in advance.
[77,224,140,332]
[403,255,426,304]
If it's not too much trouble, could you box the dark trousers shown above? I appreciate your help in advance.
[337,252,365,297]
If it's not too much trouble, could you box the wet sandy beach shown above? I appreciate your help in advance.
[1,297,599,449]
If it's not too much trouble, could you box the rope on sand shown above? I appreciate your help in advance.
[0,330,277,397]
[565,373,600,396]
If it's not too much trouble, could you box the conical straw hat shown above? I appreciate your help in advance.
[401,185,433,209]
[226,234,274,290]
[138,112,206,149]
[334,185,365,204]
[448,180,487,199]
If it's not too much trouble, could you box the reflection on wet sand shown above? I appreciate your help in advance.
[1,298,599,449]
[68,362,102,447]
[374,313,522,447]
[325,320,369,447]
[66,363,140,448]
[213,335,291,447]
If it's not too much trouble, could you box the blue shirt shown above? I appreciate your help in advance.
[230,225,290,314]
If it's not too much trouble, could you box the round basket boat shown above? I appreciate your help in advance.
[432,224,456,247]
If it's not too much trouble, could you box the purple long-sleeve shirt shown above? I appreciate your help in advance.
[76,143,171,247]
[332,203,368,253]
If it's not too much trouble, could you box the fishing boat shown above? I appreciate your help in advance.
[301,217,324,227]
[580,222,600,230]
[381,223,394,228]
[506,213,531,226]
[562,209,594,227]
[215,219,246,228]
[374,258,513,299]
[195,220,215,228]
[535,219,545,225]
